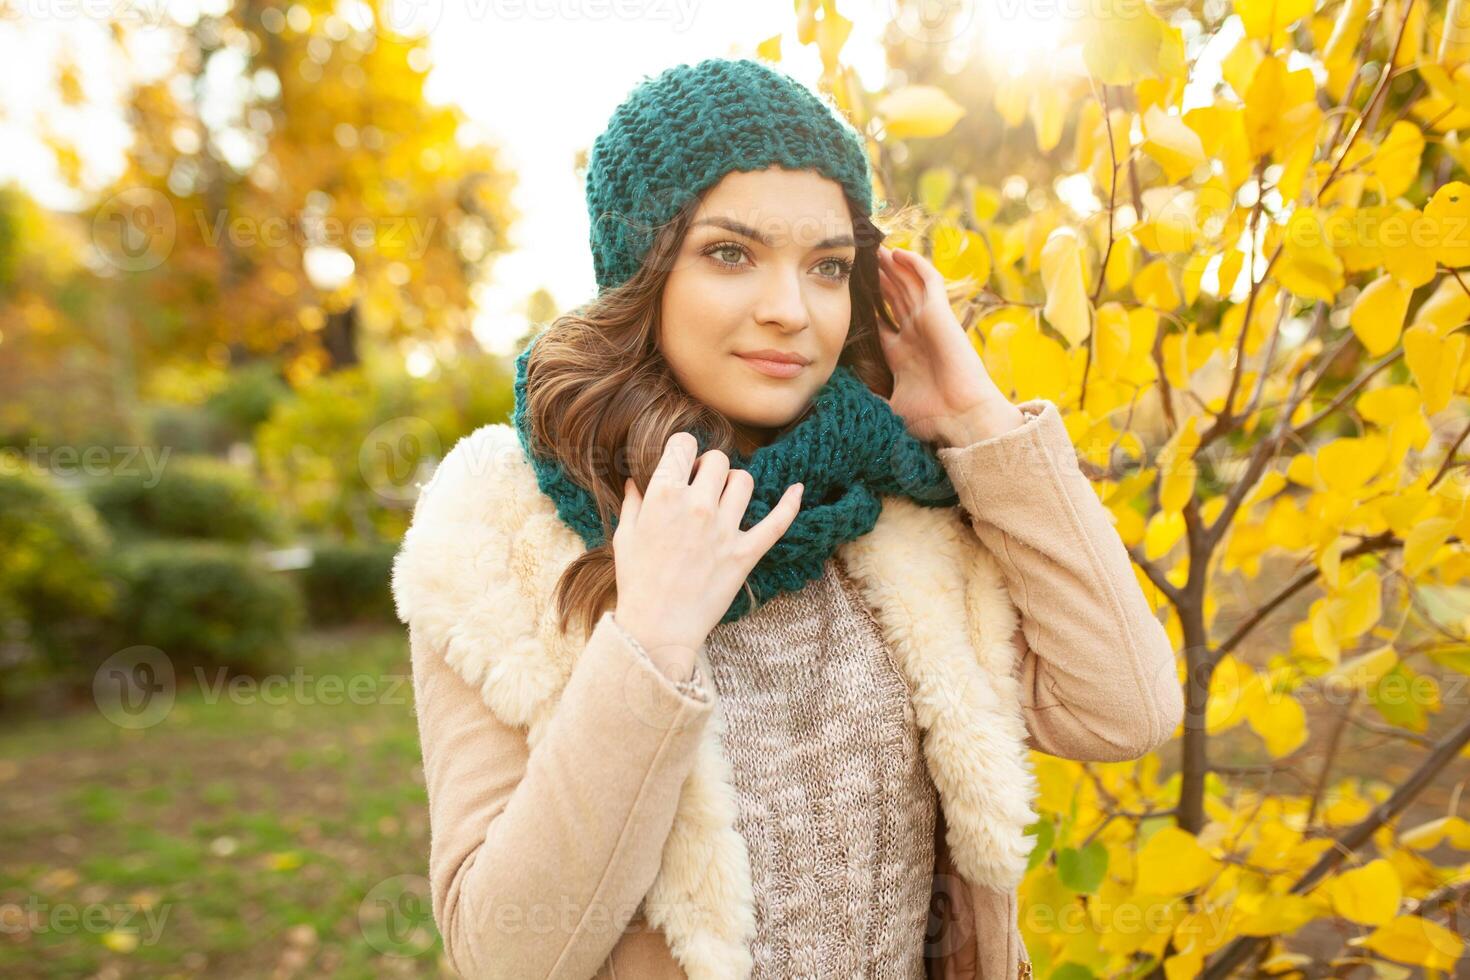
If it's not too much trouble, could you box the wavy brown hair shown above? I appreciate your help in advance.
[521,188,930,641]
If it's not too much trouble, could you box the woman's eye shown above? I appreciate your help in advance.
[818,257,855,281]
[706,244,746,268]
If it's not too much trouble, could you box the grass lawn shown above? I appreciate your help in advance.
[0,626,451,978]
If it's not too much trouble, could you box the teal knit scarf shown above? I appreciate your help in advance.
[512,338,959,625]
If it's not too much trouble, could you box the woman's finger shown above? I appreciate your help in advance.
[741,482,804,564]
[617,476,641,535]
[879,265,908,314]
[650,431,697,490]
[718,466,755,532]
[895,246,943,294]
[889,247,928,297]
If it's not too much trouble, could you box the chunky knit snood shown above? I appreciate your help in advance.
[511,337,959,625]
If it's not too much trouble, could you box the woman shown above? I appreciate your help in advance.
[392,58,1183,980]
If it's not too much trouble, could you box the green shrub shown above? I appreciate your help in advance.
[0,470,116,700]
[144,403,228,456]
[87,455,286,544]
[296,539,399,625]
[205,363,290,442]
[111,540,301,676]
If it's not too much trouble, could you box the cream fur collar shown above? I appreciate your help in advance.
[392,422,1040,980]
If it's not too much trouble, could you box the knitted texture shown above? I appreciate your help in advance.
[511,336,960,625]
[586,57,876,294]
[699,554,937,976]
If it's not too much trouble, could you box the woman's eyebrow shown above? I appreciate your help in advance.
[691,216,855,250]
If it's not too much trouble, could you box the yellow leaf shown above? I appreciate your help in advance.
[932,225,992,290]
[755,34,781,62]
[1142,105,1207,183]
[1040,228,1092,347]
[1352,915,1464,970]
[1440,0,1470,70]
[1381,211,1437,288]
[1247,690,1308,757]
[1160,459,1197,514]
[1244,56,1317,157]
[102,931,140,953]
[1337,567,1384,640]
[1411,275,1470,335]
[1164,948,1204,980]
[1206,655,1263,734]
[1372,122,1424,199]
[1145,509,1186,560]
[1236,0,1313,46]
[1317,435,1388,494]
[1105,236,1136,293]
[1136,827,1222,896]
[1325,644,1399,693]
[1400,815,1470,850]
[813,7,852,72]
[1135,259,1181,309]
[1424,181,1470,268]
[1329,859,1402,925]
[1275,208,1345,301]
[1324,0,1372,67]
[1404,516,1456,575]
[1350,275,1411,356]
[1082,0,1187,85]
[1031,86,1067,153]
[1403,323,1467,413]
[1235,894,1319,936]
[972,186,1000,223]
[876,85,965,140]
[1222,35,1263,97]
[1007,318,1072,402]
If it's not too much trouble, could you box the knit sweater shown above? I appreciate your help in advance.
[676,553,937,978]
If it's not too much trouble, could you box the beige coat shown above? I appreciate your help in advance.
[391,398,1184,980]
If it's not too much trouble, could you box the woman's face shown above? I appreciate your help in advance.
[658,165,856,454]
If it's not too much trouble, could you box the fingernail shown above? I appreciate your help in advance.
[795,483,804,495]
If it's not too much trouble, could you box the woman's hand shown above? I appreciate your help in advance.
[875,244,1025,447]
[613,432,804,658]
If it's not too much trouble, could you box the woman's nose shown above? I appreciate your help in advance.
[753,269,810,333]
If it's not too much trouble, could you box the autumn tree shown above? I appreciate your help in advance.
[774,0,1470,974]
[86,0,518,387]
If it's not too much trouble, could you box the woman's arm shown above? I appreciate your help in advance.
[409,608,713,979]
[935,398,1184,762]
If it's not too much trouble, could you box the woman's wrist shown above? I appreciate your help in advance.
[612,607,701,682]
[933,392,1027,448]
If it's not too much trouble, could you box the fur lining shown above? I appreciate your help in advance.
[392,422,1039,980]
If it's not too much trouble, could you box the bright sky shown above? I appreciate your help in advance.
[0,0,895,356]
[0,1,1225,356]
[419,0,891,354]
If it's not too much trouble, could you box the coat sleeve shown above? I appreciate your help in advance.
[408,594,714,978]
[935,398,1184,762]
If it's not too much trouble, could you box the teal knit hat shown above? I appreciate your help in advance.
[586,57,876,294]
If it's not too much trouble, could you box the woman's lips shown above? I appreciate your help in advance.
[735,354,805,379]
